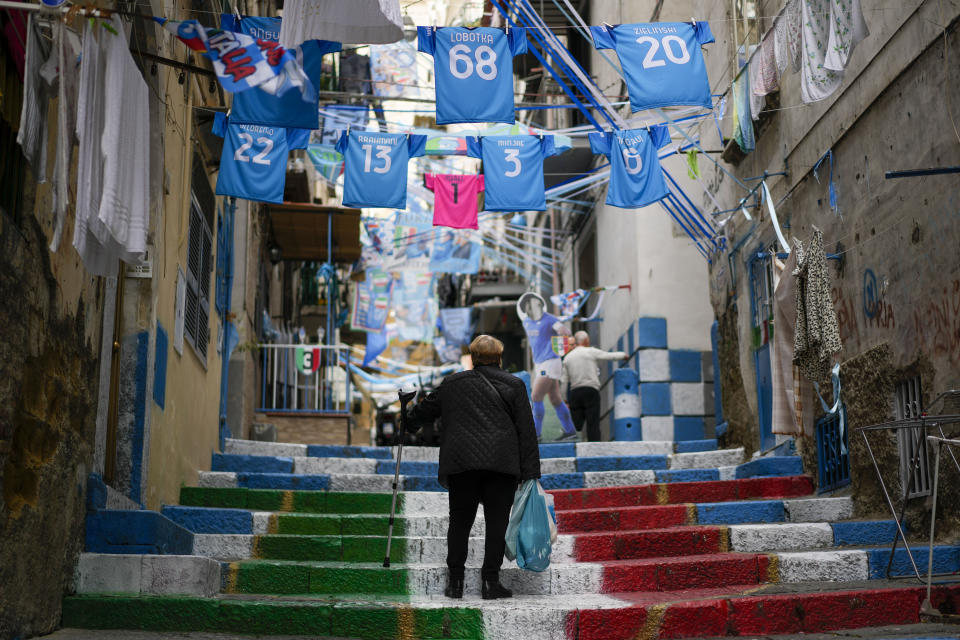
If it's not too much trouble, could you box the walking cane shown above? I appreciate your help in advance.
[384,387,417,568]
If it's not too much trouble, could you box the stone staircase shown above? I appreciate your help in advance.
[64,438,960,639]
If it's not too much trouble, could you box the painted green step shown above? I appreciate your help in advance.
[61,594,484,639]
[253,534,412,563]
[179,487,395,514]
[273,513,408,536]
[223,560,412,595]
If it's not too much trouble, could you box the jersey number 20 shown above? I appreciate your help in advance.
[449,45,498,80]
[636,36,690,69]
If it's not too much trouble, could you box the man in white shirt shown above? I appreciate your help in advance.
[561,331,628,442]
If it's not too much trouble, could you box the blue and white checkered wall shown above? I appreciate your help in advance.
[606,317,715,442]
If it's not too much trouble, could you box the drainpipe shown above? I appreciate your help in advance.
[218,197,236,450]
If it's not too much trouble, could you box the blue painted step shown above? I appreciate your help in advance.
[85,510,194,555]
[673,439,718,453]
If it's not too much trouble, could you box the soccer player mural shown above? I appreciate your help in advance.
[516,292,578,442]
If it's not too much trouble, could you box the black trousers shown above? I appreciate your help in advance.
[446,470,517,582]
[569,386,602,442]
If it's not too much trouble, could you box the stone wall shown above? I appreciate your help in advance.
[698,2,960,533]
[0,180,104,637]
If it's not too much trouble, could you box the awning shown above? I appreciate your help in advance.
[267,203,361,263]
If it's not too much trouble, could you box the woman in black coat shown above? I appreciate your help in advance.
[407,334,541,599]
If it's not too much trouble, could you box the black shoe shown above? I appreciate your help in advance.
[444,575,464,599]
[481,578,513,600]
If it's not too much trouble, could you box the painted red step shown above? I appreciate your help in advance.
[599,553,771,592]
[556,504,690,533]
[550,476,814,511]
[570,582,960,639]
[573,525,726,561]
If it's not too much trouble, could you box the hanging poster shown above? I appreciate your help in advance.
[370,41,421,98]
[318,104,371,146]
[383,209,434,272]
[429,228,481,275]
[350,269,393,332]
[392,271,437,343]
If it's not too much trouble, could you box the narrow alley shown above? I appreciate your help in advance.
[1,1,959,639]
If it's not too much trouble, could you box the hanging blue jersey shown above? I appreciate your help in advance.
[589,125,671,209]
[417,26,527,125]
[213,112,310,203]
[221,14,341,129]
[335,131,427,209]
[590,22,714,112]
[523,312,561,365]
[465,135,559,212]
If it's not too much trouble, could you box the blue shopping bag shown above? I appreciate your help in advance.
[504,479,554,572]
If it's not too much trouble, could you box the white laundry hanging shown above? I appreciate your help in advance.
[74,21,123,276]
[278,0,403,50]
[17,14,53,184]
[49,22,82,252]
[96,15,150,261]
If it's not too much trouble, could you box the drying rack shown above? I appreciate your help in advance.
[855,390,960,583]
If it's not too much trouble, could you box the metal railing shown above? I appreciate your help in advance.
[258,343,351,414]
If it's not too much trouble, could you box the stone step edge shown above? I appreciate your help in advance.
[211,448,749,474]
[177,476,816,513]
[208,545,960,595]
[197,463,801,493]
[188,519,905,563]
[162,496,853,536]
[61,582,960,639]
[224,438,718,460]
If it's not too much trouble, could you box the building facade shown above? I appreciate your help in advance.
[693,0,960,533]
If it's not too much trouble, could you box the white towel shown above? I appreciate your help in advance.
[800,0,844,103]
[17,14,53,184]
[73,22,120,276]
[824,0,869,72]
[278,0,402,49]
[97,16,150,260]
[49,23,82,252]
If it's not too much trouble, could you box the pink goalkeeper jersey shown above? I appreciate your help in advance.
[426,174,485,230]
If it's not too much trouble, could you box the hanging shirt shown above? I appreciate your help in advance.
[335,131,427,209]
[425,174,484,230]
[213,112,310,204]
[417,26,527,125]
[465,135,559,212]
[523,312,563,365]
[588,125,671,209]
[220,14,340,129]
[590,21,715,112]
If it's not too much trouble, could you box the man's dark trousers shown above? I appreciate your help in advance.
[569,385,602,442]
[446,470,516,582]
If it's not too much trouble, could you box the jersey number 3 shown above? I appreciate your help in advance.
[234,133,273,165]
[503,148,522,177]
[449,44,498,80]
[636,35,691,69]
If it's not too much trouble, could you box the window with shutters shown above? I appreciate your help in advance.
[184,193,213,365]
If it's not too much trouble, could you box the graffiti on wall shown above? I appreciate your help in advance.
[911,279,960,363]
[832,286,861,346]
[862,268,896,330]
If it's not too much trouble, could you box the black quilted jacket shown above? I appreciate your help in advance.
[407,365,541,488]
